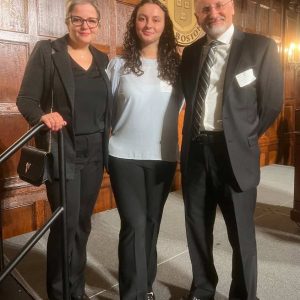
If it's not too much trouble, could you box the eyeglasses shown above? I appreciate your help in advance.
[68,16,99,29]
[199,0,232,14]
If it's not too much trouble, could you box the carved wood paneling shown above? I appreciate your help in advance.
[285,10,298,45]
[270,1,282,38]
[0,41,28,102]
[292,132,300,223]
[284,104,295,134]
[37,0,66,37]
[265,118,279,140]
[285,65,296,99]
[233,0,244,28]
[116,2,134,49]
[244,0,258,32]
[2,205,35,238]
[0,0,27,33]
[0,115,28,179]
[296,69,300,108]
[258,4,269,35]
[295,109,300,131]
[1,183,47,239]
[259,143,268,166]
[268,142,279,164]
[94,0,111,47]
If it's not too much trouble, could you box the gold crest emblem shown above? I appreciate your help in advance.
[160,0,204,46]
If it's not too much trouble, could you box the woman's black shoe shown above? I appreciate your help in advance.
[146,292,155,300]
[71,293,90,300]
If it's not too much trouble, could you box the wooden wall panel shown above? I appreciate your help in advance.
[0,115,28,179]
[284,105,295,135]
[285,65,296,99]
[297,69,300,107]
[295,109,300,131]
[3,205,36,238]
[268,143,279,164]
[94,0,112,47]
[244,1,258,32]
[1,186,48,239]
[283,9,299,167]
[116,1,134,52]
[0,41,28,102]
[259,0,270,6]
[258,4,269,35]
[37,0,66,37]
[233,0,244,28]
[270,1,282,38]
[0,0,27,33]
[292,132,300,224]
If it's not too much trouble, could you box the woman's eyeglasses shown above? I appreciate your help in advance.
[68,16,99,29]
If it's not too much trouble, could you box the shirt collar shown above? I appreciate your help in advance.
[207,24,234,45]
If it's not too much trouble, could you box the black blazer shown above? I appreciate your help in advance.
[180,28,283,191]
[17,35,113,179]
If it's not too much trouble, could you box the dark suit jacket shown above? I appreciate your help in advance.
[17,35,113,179]
[180,27,283,191]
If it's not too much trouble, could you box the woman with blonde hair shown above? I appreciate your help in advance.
[17,1,112,299]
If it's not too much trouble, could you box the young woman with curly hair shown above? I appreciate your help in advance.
[106,0,182,299]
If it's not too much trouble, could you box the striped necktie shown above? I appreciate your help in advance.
[192,40,220,139]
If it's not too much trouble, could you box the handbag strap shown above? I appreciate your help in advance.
[48,41,55,153]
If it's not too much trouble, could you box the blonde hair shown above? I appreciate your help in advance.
[65,0,101,21]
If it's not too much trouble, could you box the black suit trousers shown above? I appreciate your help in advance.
[182,136,257,300]
[46,132,104,300]
[109,156,176,300]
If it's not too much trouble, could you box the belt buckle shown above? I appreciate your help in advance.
[193,132,208,143]
[199,131,208,137]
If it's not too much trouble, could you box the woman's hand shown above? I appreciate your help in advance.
[40,112,67,131]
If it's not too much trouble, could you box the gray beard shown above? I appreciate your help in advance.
[204,24,228,39]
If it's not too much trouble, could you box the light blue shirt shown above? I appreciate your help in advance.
[106,57,182,162]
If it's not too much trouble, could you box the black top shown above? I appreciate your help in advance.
[71,56,107,135]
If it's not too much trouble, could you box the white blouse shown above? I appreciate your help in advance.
[106,57,182,162]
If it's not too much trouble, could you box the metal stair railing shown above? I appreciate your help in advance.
[0,122,70,299]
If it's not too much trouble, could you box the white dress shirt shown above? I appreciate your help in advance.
[201,25,234,131]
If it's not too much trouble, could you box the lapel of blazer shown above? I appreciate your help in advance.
[223,28,245,97]
[51,35,75,114]
[190,37,207,108]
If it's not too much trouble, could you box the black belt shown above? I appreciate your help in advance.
[192,131,225,144]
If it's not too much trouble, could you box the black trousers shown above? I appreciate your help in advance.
[46,132,104,300]
[109,156,177,300]
[182,133,257,300]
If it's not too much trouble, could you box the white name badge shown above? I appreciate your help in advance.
[235,68,256,87]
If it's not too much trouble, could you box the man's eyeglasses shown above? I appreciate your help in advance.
[68,16,99,29]
[200,0,232,14]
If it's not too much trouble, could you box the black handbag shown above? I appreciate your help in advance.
[18,42,55,186]
[17,145,51,186]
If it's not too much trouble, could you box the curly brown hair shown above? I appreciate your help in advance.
[122,0,180,86]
